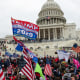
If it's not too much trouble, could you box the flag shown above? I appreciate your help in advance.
[0,66,5,80]
[72,46,80,53]
[7,63,12,76]
[12,53,18,58]
[21,48,35,80]
[13,36,38,63]
[35,63,45,79]
[11,17,39,40]
[27,48,36,58]
[71,47,76,52]
[13,36,24,47]
[73,59,80,69]
[5,51,12,57]
[13,36,35,80]
[57,50,70,62]
[21,60,35,80]
[15,43,23,51]
[44,58,52,76]
[46,16,50,20]
[75,46,80,53]
[13,36,38,59]
[71,43,80,53]
[32,57,38,63]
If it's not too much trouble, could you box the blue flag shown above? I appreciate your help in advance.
[15,43,23,52]
[46,58,50,64]
[12,53,18,58]
[32,57,38,63]
[5,52,12,57]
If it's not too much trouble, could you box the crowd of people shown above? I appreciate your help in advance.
[0,52,80,80]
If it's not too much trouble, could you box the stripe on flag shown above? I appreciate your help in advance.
[21,48,35,80]
[44,64,52,76]
[44,58,52,76]
[0,66,5,80]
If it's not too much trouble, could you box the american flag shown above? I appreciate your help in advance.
[44,58,52,76]
[46,16,50,20]
[13,36,36,58]
[0,66,5,80]
[13,36,35,79]
[7,63,12,76]
[21,48,35,80]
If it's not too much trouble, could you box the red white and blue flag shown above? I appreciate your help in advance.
[46,16,50,20]
[0,66,5,80]
[7,64,12,76]
[13,36,35,80]
[21,48,35,80]
[44,58,52,76]
[13,36,37,59]
[11,17,39,40]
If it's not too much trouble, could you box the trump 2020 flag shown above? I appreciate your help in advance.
[11,17,39,40]
[0,66,5,80]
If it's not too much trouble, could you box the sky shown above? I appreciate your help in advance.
[0,0,80,38]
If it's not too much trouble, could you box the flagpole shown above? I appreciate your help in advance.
[77,52,78,60]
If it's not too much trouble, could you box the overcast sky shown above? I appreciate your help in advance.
[0,0,80,38]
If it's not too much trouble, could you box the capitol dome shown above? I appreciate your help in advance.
[36,0,66,25]
[41,0,60,10]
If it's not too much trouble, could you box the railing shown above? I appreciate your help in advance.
[6,38,77,44]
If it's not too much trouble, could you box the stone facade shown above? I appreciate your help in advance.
[37,0,76,41]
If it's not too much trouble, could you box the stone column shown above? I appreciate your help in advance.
[45,19,47,24]
[60,28,62,39]
[53,28,54,40]
[55,28,57,39]
[62,28,64,39]
[61,28,63,39]
[43,29,45,39]
[56,18,57,23]
[53,29,55,39]
[39,29,40,39]
[48,28,50,40]
[52,18,54,24]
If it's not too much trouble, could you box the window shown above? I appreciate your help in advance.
[46,46,49,49]
[30,47,33,50]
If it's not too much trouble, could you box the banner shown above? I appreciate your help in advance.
[57,50,70,62]
[11,17,39,40]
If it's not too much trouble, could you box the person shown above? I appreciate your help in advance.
[62,73,71,80]
[77,69,80,80]
[71,74,77,80]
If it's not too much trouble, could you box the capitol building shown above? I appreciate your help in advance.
[37,0,76,40]
[1,0,80,57]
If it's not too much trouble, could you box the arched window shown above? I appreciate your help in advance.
[30,47,33,50]
[46,46,49,49]
[37,47,41,49]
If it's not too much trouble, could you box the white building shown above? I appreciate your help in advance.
[37,0,76,41]
[1,0,80,57]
